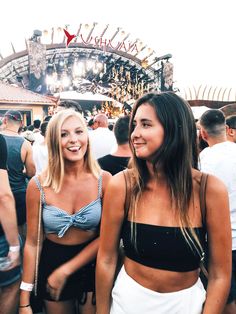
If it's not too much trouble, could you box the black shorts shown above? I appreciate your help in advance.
[38,238,96,302]
[227,250,236,304]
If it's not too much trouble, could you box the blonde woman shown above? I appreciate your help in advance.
[96,92,231,314]
[19,109,111,314]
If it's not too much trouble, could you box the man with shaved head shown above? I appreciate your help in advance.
[94,114,108,127]
[89,114,116,159]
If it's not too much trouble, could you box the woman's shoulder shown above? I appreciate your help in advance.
[27,175,38,187]
[101,171,127,207]
[101,170,112,180]
[26,176,41,200]
[204,173,228,196]
[28,173,47,190]
[106,169,134,193]
[192,169,227,195]
[101,170,112,191]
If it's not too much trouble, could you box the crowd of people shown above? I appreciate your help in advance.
[0,93,235,314]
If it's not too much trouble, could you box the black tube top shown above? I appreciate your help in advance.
[122,220,206,272]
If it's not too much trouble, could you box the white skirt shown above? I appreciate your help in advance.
[110,266,206,314]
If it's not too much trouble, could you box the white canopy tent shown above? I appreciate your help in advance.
[55,91,113,101]
[191,106,211,120]
[54,91,123,108]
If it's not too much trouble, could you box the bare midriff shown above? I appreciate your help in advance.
[124,257,199,293]
[46,227,98,245]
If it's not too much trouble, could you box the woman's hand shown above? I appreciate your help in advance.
[7,250,21,270]
[0,251,21,271]
[46,265,70,301]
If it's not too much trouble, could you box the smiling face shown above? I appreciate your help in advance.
[131,103,164,161]
[61,116,88,162]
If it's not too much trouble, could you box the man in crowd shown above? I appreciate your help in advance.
[98,116,131,175]
[226,115,236,143]
[1,110,35,238]
[89,113,116,159]
[33,119,44,144]
[32,121,48,175]
[199,109,236,314]
[87,118,96,131]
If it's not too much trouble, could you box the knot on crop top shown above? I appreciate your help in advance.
[34,175,102,238]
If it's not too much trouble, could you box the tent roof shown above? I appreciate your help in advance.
[0,82,56,105]
[179,85,236,102]
[55,91,114,101]
[55,91,123,108]
[191,106,211,119]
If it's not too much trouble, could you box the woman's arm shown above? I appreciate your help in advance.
[19,178,43,310]
[0,170,20,254]
[0,135,20,254]
[46,237,100,300]
[203,174,232,314]
[96,171,127,314]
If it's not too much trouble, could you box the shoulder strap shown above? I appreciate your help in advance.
[123,170,131,217]
[98,172,103,198]
[33,176,46,204]
[33,176,44,296]
[200,173,208,228]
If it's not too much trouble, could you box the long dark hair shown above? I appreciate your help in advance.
[129,92,201,252]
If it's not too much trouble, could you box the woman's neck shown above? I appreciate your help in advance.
[64,160,87,178]
[146,161,165,181]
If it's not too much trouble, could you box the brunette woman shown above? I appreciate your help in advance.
[96,92,231,314]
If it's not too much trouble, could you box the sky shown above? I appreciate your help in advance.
[0,0,235,91]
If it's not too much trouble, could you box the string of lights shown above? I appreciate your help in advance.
[43,48,164,103]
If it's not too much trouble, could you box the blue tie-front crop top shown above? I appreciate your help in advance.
[34,175,103,238]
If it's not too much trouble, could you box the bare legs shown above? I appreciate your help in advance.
[0,279,20,314]
[223,302,236,314]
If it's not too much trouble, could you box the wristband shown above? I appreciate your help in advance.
[20,281,34,291]
[9,245,20,252]
[19,304,30,308]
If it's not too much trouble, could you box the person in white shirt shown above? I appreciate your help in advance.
[89,114,116,159]
[33,119,44,144]
[199,109,236,314]
[32,121,48,175]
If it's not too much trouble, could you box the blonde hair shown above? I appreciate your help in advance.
[42,109,101,192]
